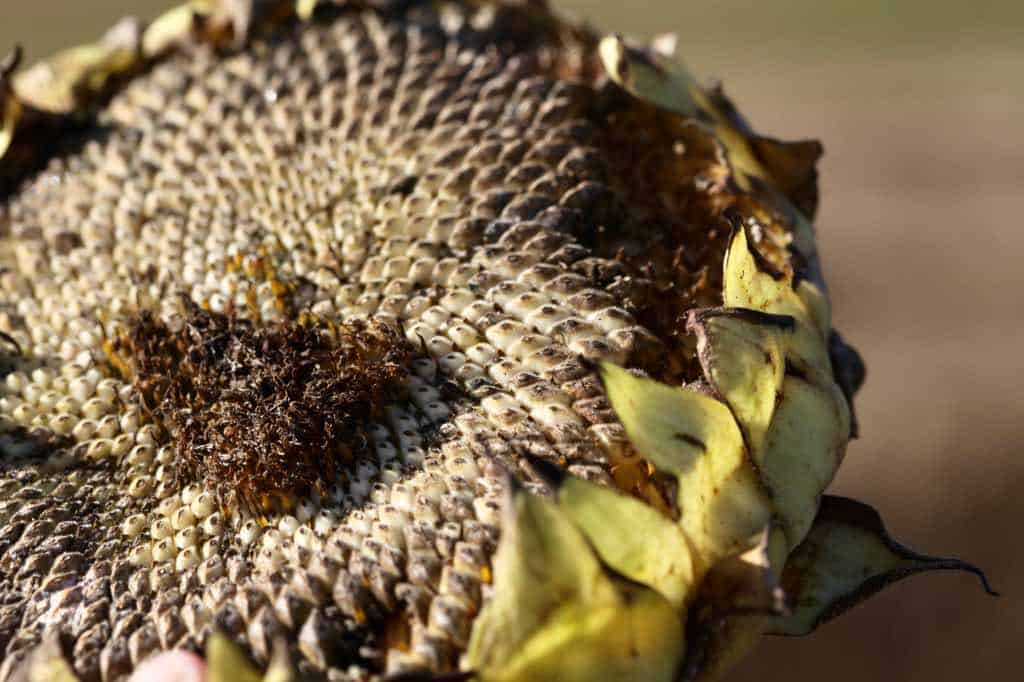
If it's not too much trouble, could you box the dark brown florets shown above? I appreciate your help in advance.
[564,90,734,384]
[119,300,414,512]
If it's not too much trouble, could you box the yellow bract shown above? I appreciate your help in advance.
[759,376,846,547]
[686,304,849,549]
[207,632,294,682]
[479,584,683,682]
[23,635,78,682]
[715,228,852,548]
[0,91,18,160]
[13,39,138,115]
[142,4,199,57]
[554,474,695,609]
[687,309,791,456]
[723,228,832,381]
[296,0,320,21]
[601,363,771,578]
[467,486,610,671]
[208,633,264,682]
[596,33,803,198]
[466,489,686,682]
[597,35,703,120]
[144,0,263,54]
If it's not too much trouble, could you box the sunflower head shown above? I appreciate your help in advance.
[0,2,992,681]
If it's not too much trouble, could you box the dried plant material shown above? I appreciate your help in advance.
[118,301,413,511]
[0,1,991,680]
[12,19,141,115]
[769,496,997,636]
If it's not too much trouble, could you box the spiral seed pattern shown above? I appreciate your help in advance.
[0,4,732,680]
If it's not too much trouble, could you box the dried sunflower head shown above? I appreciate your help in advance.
[0,1,993,681]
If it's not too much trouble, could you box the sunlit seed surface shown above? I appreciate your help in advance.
[0,3,734,680]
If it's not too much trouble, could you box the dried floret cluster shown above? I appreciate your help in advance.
[116,301,414,514]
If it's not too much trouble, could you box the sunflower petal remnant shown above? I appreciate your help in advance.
[0,0,993,680]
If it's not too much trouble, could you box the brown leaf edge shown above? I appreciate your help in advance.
[769,495,998,637]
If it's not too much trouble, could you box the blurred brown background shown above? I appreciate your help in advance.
[3,1,1021,680]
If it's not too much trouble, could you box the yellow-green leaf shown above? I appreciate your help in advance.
[686,307,792,456]
[0,94,18,161]
[722,226,831,381]
[531,458,694,609]
[296,0,320,21]
[768,496,997,636]
[12,19,140,115]
[600,362,770,578]
[143,0,262,55]
[467,483,685,682]
[466,483,614,675]
[759,376,848,548]
[142,4,198,57]
[208,632,262,682]
[485,582,684,682]
[597,34,703,120]
[706,231,851,547]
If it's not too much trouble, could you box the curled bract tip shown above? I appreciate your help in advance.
[0,47,22,76]
[769,496,998,636]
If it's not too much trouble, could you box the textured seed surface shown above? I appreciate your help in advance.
[0,4,733,680]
